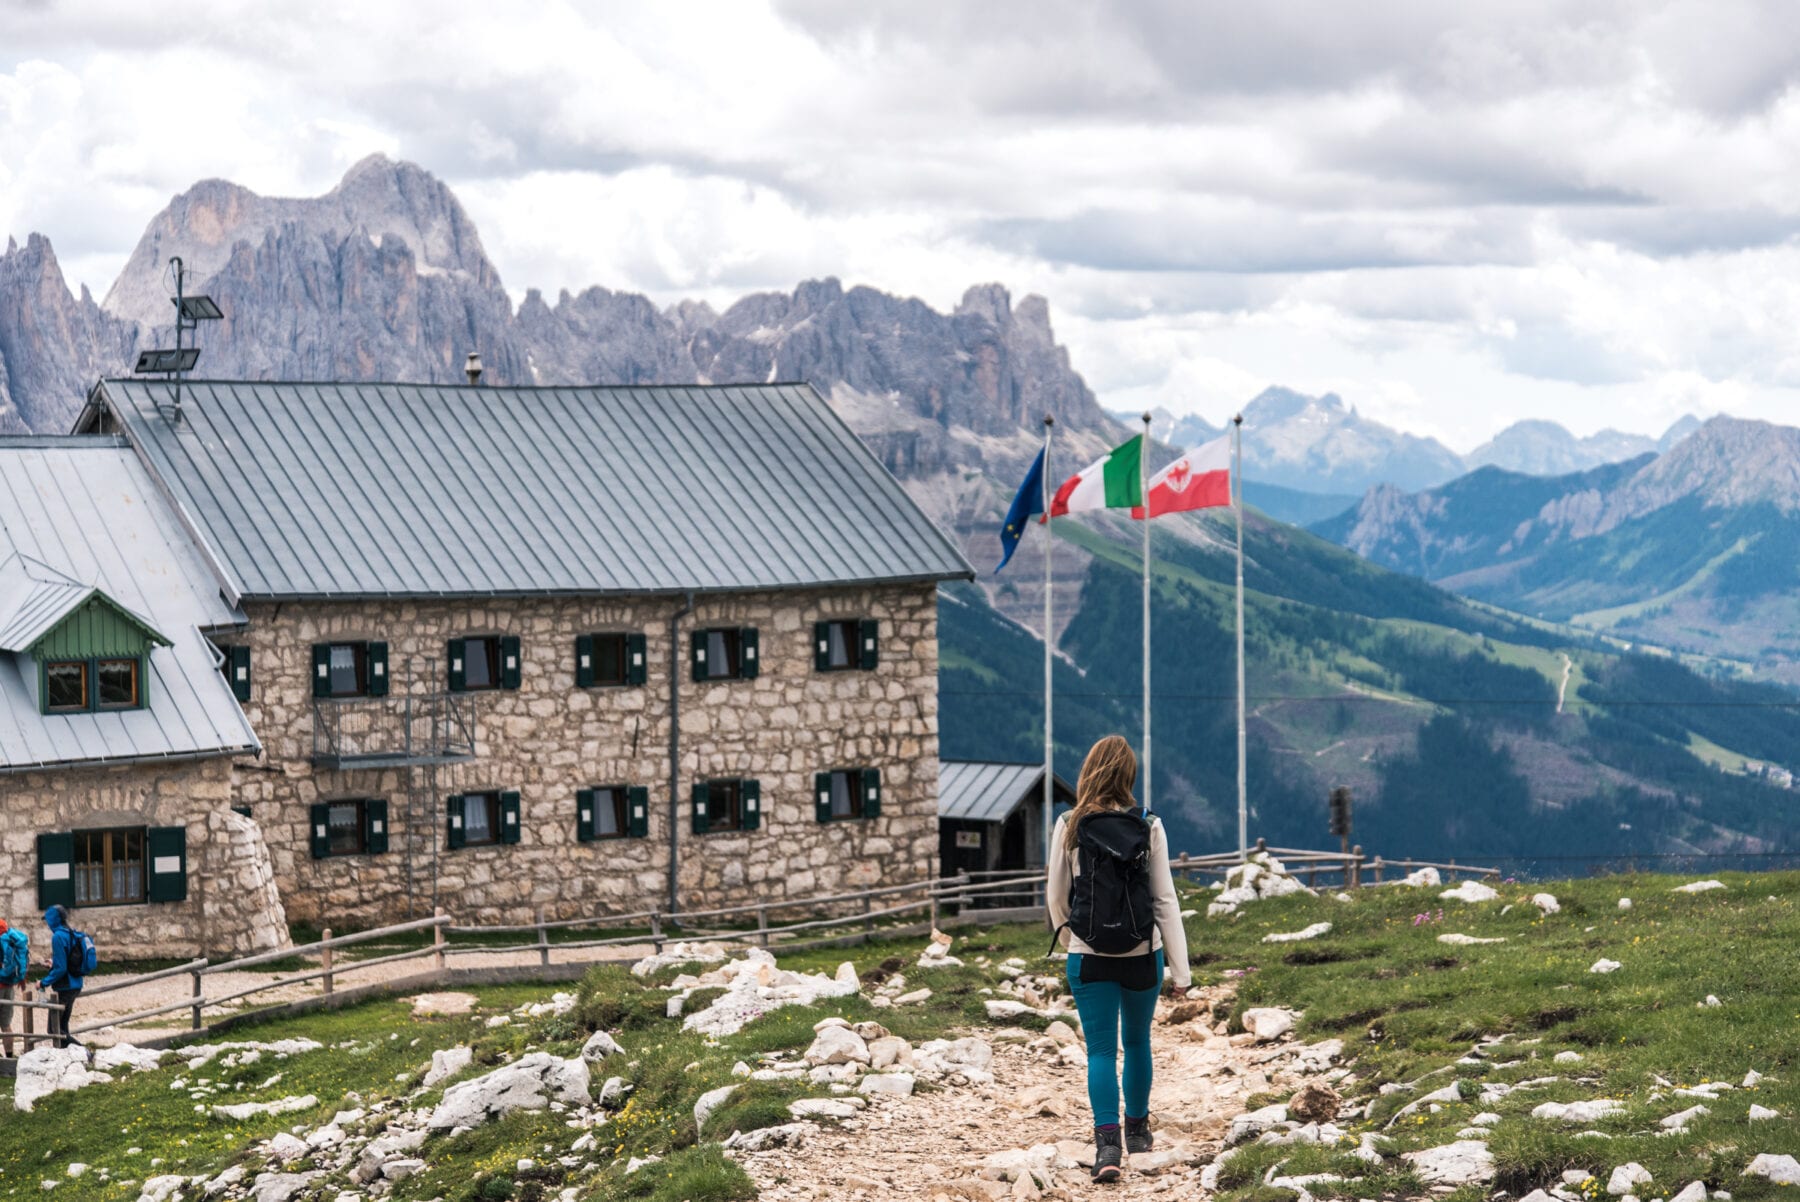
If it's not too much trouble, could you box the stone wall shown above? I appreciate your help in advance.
[231,583,940,929]
[0,757,289,958]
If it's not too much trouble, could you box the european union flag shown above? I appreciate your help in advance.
[995,447,1047,573]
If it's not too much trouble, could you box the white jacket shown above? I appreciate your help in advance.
[1047,810,1192,988]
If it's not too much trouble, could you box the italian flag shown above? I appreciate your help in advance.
[1046,434,1143,518]
[1138,434,1232,518]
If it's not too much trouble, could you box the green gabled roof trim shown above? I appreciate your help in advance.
[26,588,171,659]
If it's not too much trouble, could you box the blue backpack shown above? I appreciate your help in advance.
[0,928,26,984]
[65,927,97,977]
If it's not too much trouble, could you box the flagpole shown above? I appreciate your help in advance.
[1042,414,1055,874]
[1141,412,1152,814]
[1234,412,1247,861]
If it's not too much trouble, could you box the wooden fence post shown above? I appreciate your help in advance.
[433,910,447,974]
[1373,856,1385,885]
[536,907,550,969]
[321,929,334,996]
[190,968,204,1031]
[1350,845,1363,890]
[650,912,664,955]
[23,984,34,1049]
[1448,858,1457,882]
[757,905,769,948]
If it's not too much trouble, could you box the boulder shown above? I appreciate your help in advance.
[1228,1103,1289,1145]
[249,1173,320,1202]
[14,1046,113,1112]
[1242,1008,1296,1041]
[423,1046,473,1088]
[1402,1141,1495,1185]
[1618,898,1632,910]
[1660,1104,1708,1131]
[1288,1082,1342,1123]
[579,1030,624,1065]
[1609,1164,1653,1195]
[1590,959,1623,974]
[724,1123,810,1151]
[673,949,860,1037]
[788,1097,863,1120]
[630,941,731,976]
[806,1025,871,1066]
[1744,1155,1800,1186]
[212,1095,319,1122]
[139,1177,188,1202]
[1673,880,1726,894]
[1440,881,1500,903]
[1398,866,1442,887]
[94,1045,166,1072]
[868,1036,913,1068]
[1669,1183,1707,1202]
[1533,1100,1625,1123]
[1533,893,1561,915]
[1263,922,1333,944]
[914,1038,994,1083]
[858,1073,915,1098]
[694,1084,737,1130]
[1749,1104,1780,1121]
[427,1053,590,1130]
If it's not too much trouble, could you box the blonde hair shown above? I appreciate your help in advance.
[1064,734,1138,853]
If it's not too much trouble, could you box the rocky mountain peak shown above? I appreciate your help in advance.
[1622,415,1800,515]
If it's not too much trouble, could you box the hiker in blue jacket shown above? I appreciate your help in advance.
[39,906,84,1049]
[0,918,28,1058]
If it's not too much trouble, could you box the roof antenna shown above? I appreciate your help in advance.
[465,352,483,386]
[132,256,222,423]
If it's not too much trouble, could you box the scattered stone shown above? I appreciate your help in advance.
[1520,1191,1558,1202]
[918,930,964,969]
[423,1046,473,1088]
[427,1053,591,1130]
[1397,866,1443,887]
[408,992,478,1016]
[94,1046,166,1073]
[1263,922,1332,944]
[1242,1008,1296,1042]
[140,1176,190,1202]
[1439,933,1506,945]
[1674,880,1726,894]
[724,1123,810,1152]
[13,1046,114,1113]
[671,949,861,1037]
[212,1095,319,1122]
[1589,959,1623,974]
[1749,1104,1780,1121]
[381,1160,425,1182]
[1744,1155,1800,1186]
[1533,893,1561,915]
[1228,1104,1289,1145]
[1533,1100,1625,1123]
[789,1097,863,1120]
[600,1076,627,1108]
[805,1025,872,1066]
[1743,1070,1763,1088]
[1660,1104,1708,1130]
[1608,1164,1653,1195]
[1471,1112,1502,1127]
[868,1036,914,1069]
[1440,881,1500,903]
[624,1156,661,1175]
[1555,1051,1584,1063]
[250,1171,320,1202]
[894,988,933,1006]
[983,1000,1042,1020]
[858,1073,915,1097]
[1288,1082,1342,1123]
[1670,1183,1708,1202]
[1699,995,1722,1008]
[1010,1084,1068,1118]
[914,1038,994,1084]
[579,1030,625,1065]
[1618,898,1632,910]
[694,1084,737,1130]
[1209,852,1314,915]
[1402,1141,1495,1185]
[630,941,731,976]
[1043,1020,1079,1047]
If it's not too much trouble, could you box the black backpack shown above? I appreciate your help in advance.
[1050,809,1156,955]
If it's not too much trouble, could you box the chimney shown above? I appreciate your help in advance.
[464,352,483,386]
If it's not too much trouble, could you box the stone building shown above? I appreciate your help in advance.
[47,378,971,935]
[0,437,288,957]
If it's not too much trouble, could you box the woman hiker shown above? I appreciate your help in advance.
[1047,734,1192,1184]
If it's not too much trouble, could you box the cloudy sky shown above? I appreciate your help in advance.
[6,0,1800,449]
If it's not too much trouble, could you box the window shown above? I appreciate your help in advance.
[309,800,388,859]
[447,791,520,849]
[691,628,759,681]
[328,644,366,696]
[451,636,520,692]
[96,658,139,708]
[579,786,648,841]
[313,642,388,699]
[596,787,626,838]
[220,645,251,702]
[327,801,366,855]
[577,633,646,688]
[814,619,878,672]
[815,768,882,822]
[692,778,761,834]
[45,661,88,712]
[73,827,146,906]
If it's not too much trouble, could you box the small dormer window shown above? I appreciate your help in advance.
[45,661,88,712]
[43,656,144,713]
[97,658,141,708]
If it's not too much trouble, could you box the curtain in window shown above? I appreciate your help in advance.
[464,795,494,842]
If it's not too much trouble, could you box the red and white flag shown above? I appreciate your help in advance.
[1135,434,1232,519]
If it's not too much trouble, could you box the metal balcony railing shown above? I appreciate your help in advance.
[310,692,478,768]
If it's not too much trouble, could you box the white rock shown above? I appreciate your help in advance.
[1533,1100,1625,1123]
[867,1036,913,1068]
[1670,1182,1708,1202]
[858,1073,915,1097]
[913,1037,993,1083]
[1589,959,1623,974]
[624,1156,661,1175]
[1520,1191,1559,1202]
[1439,933,1506,945]
[1229,1103,1291,1145]
[1743,1070,1763,1088]
[1472,1112,1502,1127]
[1674,879,1726,893]
[1749,1104,1779,1121]
[1533,893,1561,915]
[1744,1155,1800,1185]
[804,1025,871,1066]
[1608,1163,1653,1195]
[983,1000,1041,1020]
[1243,1008,1297,1041]
[381,1160,425,1182]
[94,1046,166,1073]
[212,1095,319,1122]
[1263,922,1333,944]
[139,1176,188,1202]
[13,1047,113,1113]
[893,988,932,1006]
[724,1122,810,1152]
[1660,1104,1708,1130]
[788,1097,863,1120]
[1555,1051,1584,1063]
[630,941,730,976]
[579,1031,624,1065]
[1441,881,1500,903]
[423,1046,473,1088]
[693,1084,737,1131]
[1563,1171,1595,1185]
[1398,866,1442,887]
[599,1076,627,1107]
[427,1053,591,1130]
[1402,1141,1495,1185]
[671,949,861,1037]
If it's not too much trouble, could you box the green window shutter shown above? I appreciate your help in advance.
[500,791,522,844]
[367,642,390,697]
[229,645,251,702]
[691,782,710,835]
[814,772,833,823]
[576,788,596,842]
[447,639,467,693]
[739,628,760,679]
[311,643,333,699]
[859,619,880,670]
[627,786,649,838]
[446,795,467,850]
[309,803,331,859]
[147,826,188,902]
[500,636,523,690]
[863,767,882,819]
[37,832,75,910]
[365,799,389,855]
[741,779,762,831]
[575,635,596,688]
[690,632,707,682]
[626,633,648,687]
[814,622,832,672]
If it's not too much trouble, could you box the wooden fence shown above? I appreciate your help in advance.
[0,842,1496,1055]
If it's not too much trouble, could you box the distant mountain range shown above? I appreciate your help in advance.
[1314,416,1800,685]
[1115,397,1700,502]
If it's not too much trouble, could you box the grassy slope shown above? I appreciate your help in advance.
[8,873,1800,1201]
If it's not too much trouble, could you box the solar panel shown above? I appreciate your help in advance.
[132,348,201,374]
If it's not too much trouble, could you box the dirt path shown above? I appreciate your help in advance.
[738,986,1333,1200]
[1557,653,1573,714]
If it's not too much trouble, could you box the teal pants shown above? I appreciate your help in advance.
[1066,950,1162,1127]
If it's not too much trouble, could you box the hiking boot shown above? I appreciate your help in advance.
[1092,1126,1123,1183]
[1124,1114,1154,1154]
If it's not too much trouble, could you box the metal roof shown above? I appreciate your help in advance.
[938,760,1074,823]
[93,379,974,601]
[0,439,259,771]
[0,554,170,653]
